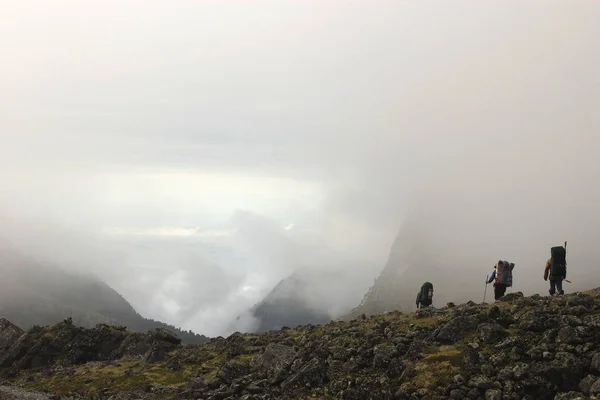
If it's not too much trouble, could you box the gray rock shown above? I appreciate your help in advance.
[437,316,480,343]
[468,375,497,389]
[530,351,585,390]
[578,374,598,395]
[557,326,581,344]
[372,344,397,369]
[498,292,524,302]
[553,391,591,399]
[590,352,600,373]
[281,357,326,391]
[485,388,502,400]
[590,378,600,396]
[477,323,507,343]
[253,343,297,372]
[467,388,480,399]
[512,363,530,380]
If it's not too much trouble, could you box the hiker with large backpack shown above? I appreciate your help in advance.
[544,243,567,295]
[416,282,434,309]
[486,260,515,301]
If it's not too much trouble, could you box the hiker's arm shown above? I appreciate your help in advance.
[544,263,549,281]
[487,270,495,284]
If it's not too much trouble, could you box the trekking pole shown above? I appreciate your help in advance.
[483,275,488,303]
[565,241,569,284]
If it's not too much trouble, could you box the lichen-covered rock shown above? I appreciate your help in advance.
[477,322,507,343]
[253,343,297,372]
[485,388,502,400]
[590,353,600,373]
[436,315,479,343]
[578,374,598,395]
[498,292,524,302]
[590,378,600,396]
[554,391,591,400]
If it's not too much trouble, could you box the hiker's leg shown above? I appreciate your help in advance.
[557,280,564,295]
[494,285,502,300]
[499,285,507,298]
[549,280,556,295]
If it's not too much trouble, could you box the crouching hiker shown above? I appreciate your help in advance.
[545,244,567,295]
[486,260,515,301]
[416,282,434,309]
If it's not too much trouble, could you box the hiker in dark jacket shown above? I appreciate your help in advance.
[416,282,434,309]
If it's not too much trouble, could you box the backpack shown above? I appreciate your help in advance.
[550,246,567,278]
[496,260,514,287]
[420,282,434,305]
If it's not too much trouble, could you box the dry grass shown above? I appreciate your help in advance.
[399,343,463,396]
[24,359,196,396]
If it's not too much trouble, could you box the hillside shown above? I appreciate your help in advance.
[0,246,208,345]
[2,288,600,399]
[252,276,331,332]
[240,273,332,333]
[232,265,373,335]
[342,207,531,320]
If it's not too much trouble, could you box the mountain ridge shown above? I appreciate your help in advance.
[0,246,209,345]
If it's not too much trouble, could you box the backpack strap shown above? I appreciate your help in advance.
[494,261,502,284]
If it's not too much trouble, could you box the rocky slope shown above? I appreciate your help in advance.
[2,288,600,399]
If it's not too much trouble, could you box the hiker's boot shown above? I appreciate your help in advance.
[549,289,555,296]
[558,290,564,295]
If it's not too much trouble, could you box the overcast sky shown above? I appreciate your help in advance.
[1,1,599,336]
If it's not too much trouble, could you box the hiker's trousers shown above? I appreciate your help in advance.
[494,284,507,300]
[549,280,563,295]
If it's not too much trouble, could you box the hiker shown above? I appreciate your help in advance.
[416,282,434,309]
[486,260,515,301]
[544,245,567,295]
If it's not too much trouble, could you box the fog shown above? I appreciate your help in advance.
[1,1,599,336]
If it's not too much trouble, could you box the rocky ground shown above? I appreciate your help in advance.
[2,289,600,399]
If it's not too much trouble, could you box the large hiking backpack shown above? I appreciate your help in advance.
[496,260,514,287]
[550,246,567,278]
[420,282,434,306]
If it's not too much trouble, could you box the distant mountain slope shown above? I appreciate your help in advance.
[342,211,495,320]
[232,264,374,334]
[247,274,331,332]
[0,246,208,344]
